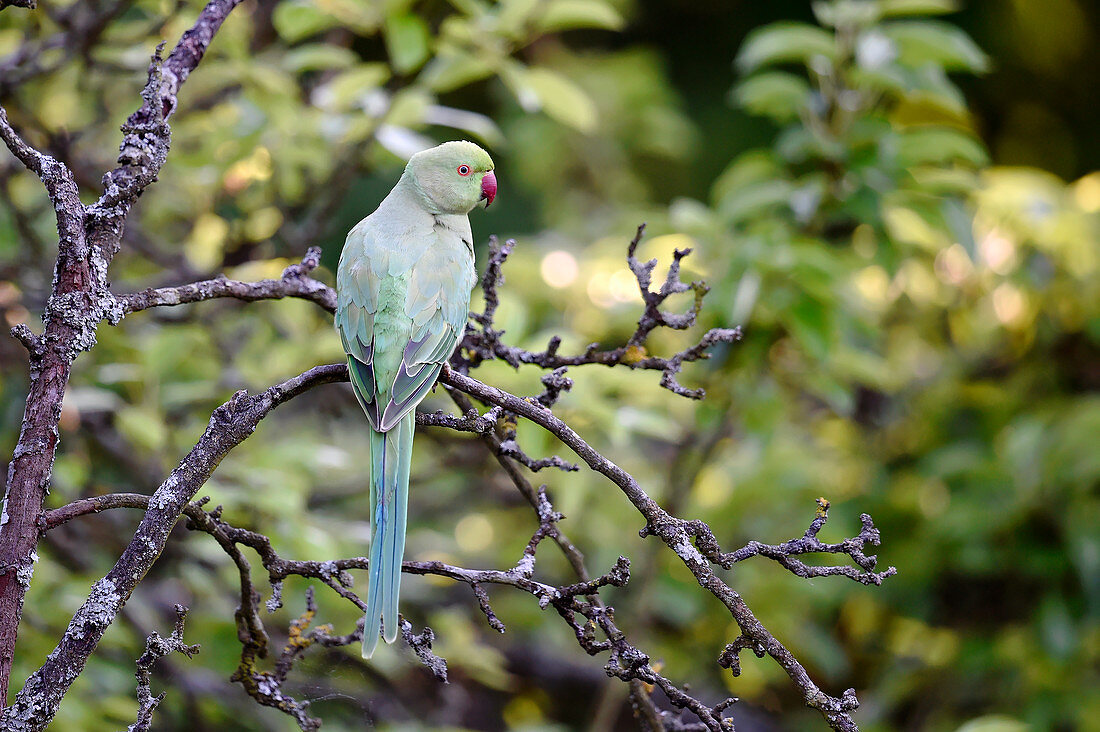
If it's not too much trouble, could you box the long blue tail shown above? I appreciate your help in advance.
[362,412,414,658]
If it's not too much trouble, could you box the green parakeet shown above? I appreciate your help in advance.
[336,141,496,657]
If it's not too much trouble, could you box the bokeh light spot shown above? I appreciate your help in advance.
[979,229,1017,274]
[1074,174,1100,213]
[539,250,579,288]
[609,268,641,303]
[992,283,1026,325]
[855,265,890,306]
[934,244,973,285]
[455,513,494,553]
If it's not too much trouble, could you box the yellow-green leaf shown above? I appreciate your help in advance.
[733,71,811,122]
[897,127,989,168]
[116,407,168,453]
[421,51,496,93]
[878,0,957,16]
[282,44,359,73]
[520,67,599,133]
[536,0,624,33]
[736,22,837,73]
[883,20,990,72]
[384,12,431,75]
[272,2,340,43]
[317,64,392,111]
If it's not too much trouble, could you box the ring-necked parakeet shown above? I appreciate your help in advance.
[336,141,496,657]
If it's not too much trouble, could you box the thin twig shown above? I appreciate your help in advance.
[126,604,200,732]
[114,247,335,321]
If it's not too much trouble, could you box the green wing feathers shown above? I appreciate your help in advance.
[337,226,470,431]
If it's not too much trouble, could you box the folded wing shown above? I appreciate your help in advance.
[336,227,468,431]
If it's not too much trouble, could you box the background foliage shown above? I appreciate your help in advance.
[1,0,1097,729]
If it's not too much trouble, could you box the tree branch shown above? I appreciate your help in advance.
[90,0,246,216]
[0,0,874,727]
[126,605,200,732]
[0,0,35,12]
[0,0,248,705]
[38,485,629,731]
[14,219,890,730]
[0,1,129,93]
[435,366,871,730]
[460,227,743,399]
[2,365,344,731]
[689,498,897,585]
[231,588,361,732]
[0,106,55,179]
[113,246,336,321]
[444,387,593,582]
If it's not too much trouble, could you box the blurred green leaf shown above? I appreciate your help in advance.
[735,22,837,73]
[421,51,496,93]
[883,20,990,72]
[718,178,794,224]
[115,406,168,453]
[272,1,341,43]
[786,294,833,360]
[535,0,624,33]
[813,1,882,29]
[878,0,958,16]
[384,11,431,75]
[733,71,811,122]
[316,63,392,111]
[282,44,359,73]
[897,127,989,168]
[956,717,1030,732]
[510,66,599,133]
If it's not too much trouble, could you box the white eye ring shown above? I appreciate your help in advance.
[457,165,471,176]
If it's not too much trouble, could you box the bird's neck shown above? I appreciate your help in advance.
[387,173,438,214]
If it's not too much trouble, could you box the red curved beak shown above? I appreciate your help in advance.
[480,170,497,207]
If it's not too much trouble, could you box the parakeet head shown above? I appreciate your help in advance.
[405,140,496,215]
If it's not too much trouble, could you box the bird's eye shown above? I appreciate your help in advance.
[457,165,471,176]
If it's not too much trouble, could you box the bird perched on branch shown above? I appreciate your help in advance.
[336,141,496,657]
